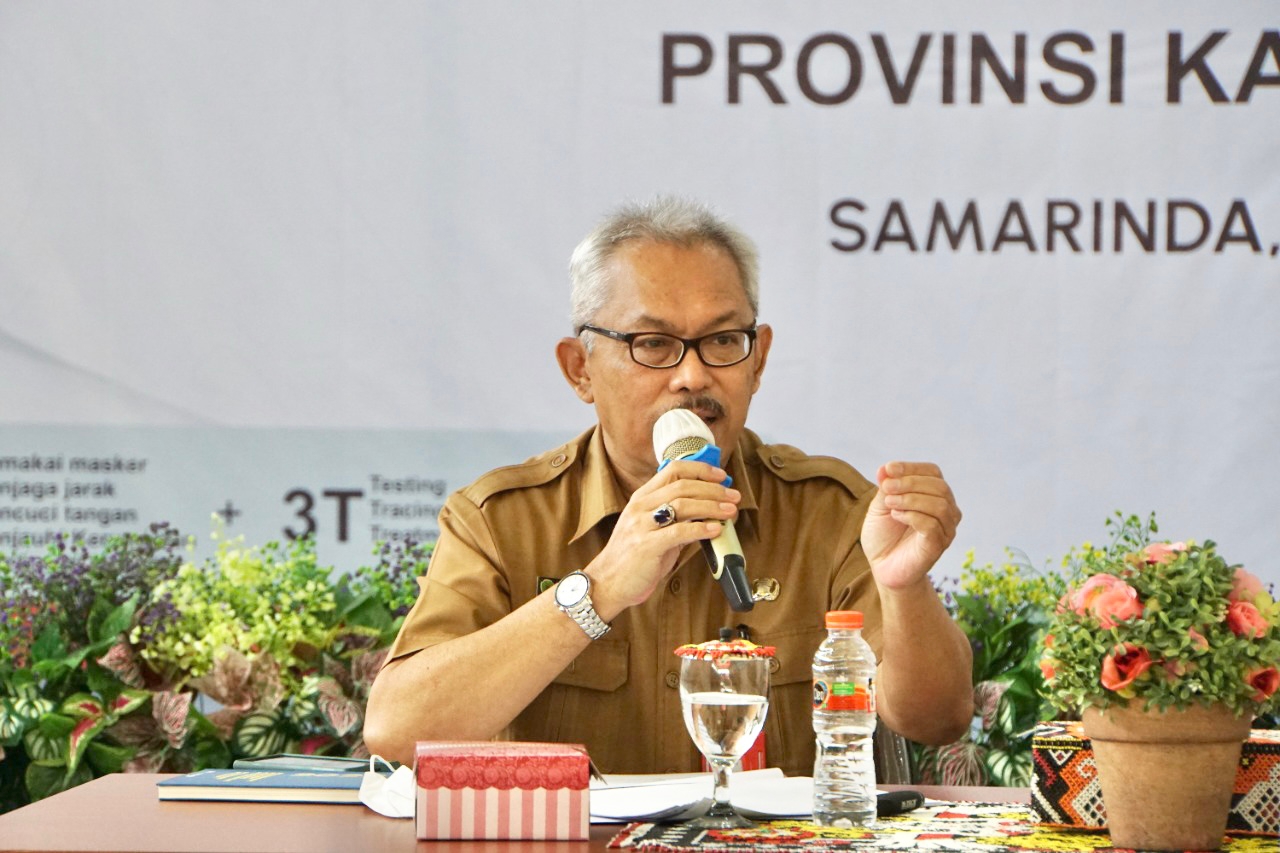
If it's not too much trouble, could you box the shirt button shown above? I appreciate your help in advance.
[664,671,679,689]
[769,454,785,468]
[551,453,567,467]
[668,577,682,594]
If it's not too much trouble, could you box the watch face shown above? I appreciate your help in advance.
[556,572,589,606]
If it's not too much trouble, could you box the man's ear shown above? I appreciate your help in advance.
[556,337,594,403]
[750,323,773,394]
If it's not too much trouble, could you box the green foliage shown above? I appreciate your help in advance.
[132,530,336,687]
[914,550,1065,787]
[0,523,431,814]
[1043,512,1280,717]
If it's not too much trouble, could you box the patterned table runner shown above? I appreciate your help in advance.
[608,801,1275,853]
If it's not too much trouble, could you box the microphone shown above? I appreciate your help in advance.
[652,409,754,612]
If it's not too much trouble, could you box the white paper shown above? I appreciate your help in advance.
[589,769,815,823]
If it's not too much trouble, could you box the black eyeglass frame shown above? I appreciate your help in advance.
[576,323,758,369]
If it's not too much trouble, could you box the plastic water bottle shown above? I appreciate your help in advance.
[812,610,877,827]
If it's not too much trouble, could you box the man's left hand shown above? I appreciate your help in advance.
[862,461,961,590]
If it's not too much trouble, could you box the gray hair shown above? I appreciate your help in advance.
[568,196,760,333]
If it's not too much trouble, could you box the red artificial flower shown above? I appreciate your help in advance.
[1039,659,1057,682]
[1226,601,1269,639]
[1245,666,1280,702]
[1100,643,1153,692]
[1188,627,1209,651]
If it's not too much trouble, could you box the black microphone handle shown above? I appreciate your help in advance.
[699,541,755,612]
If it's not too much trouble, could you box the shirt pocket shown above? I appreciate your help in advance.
[536,637,630,749]
[755,624,826,777]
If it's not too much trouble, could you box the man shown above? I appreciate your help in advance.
[365,197,972,776]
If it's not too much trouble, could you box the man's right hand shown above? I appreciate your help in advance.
[586,460,740,620]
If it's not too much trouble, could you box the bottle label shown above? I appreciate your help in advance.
[813,678,873,713]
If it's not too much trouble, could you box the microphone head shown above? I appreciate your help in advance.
[653,408,715,463]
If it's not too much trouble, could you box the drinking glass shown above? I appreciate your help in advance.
[677,647,771,829]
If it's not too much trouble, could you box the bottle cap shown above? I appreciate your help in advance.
[825,610,863,629]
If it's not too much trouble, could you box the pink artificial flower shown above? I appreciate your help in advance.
[1100,643,1153,692]
[1246,666,1280,702]
[1188,627,1210,651]
[1070,574,1144,629]
[1229,567,1266,604]
[1142,541,1188,565]
[1226,600,1269,639]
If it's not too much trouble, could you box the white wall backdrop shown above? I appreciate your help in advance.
[2,2,1278,584]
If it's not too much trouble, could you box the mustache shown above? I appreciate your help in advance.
[667,396,726,420]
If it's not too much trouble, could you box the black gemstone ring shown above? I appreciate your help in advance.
[652,503,677,528]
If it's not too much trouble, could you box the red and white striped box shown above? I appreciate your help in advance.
[414,741,590,840]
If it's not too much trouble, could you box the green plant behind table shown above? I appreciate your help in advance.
[0,524,433,813]
[914,549,1066,788]
[132,529,337,688]
[1041,512,1279,718]
[0,525,226,807]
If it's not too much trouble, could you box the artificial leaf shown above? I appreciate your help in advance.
[936,739,987,787]
[35,713,76,739]
[67,715,107,773]
[59,694,105,720]
[108,688,150,720]
[7,669,38,697]
[232,711,290,758]
[24,722,68,765]
[23,763,69,802]
[96,641,144,689]
[193,733,232,770]
[85,740,136,774]
[318,692,361,738]
[321,657,355,695]
[103,713,158,747]
[10,695,55,725]
[0,699,29,743]
[339,592,393,633]
[123,747,168,774]
[90,594,138,645]
[151,690,192,749]
[29,623,66,663]
[351,648,389,692]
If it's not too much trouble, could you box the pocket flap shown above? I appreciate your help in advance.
[552,637,629,691]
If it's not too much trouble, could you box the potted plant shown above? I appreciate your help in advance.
[1040,513,1280,851]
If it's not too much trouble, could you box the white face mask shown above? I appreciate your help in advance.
[359,756,415,819]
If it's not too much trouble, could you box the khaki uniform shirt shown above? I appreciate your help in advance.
[387,426,881,777]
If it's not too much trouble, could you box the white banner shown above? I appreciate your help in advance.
[1,2,1277,583]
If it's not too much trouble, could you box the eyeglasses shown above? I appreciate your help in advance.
[577,324,757,369]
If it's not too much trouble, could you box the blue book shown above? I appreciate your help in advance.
[156,767,364,804]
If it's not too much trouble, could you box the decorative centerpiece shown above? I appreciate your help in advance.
[1040,513,1280,851]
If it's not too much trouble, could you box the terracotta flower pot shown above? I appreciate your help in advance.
[1082,703,1252,852]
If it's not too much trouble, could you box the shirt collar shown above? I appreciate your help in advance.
[570,426,760,544]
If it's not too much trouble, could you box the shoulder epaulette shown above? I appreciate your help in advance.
[751,441,875,500]
[461,439,583,506]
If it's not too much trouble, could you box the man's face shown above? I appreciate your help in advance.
[564,238,772,491]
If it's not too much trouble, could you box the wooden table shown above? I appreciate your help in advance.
[0,774,1028,853]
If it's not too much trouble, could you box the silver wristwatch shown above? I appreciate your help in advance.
[554,571,610,640]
